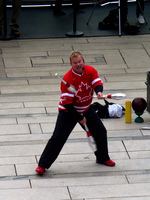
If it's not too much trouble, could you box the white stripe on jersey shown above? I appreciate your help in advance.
[74,103,91,113]
[92,78,101,85]
[61,93,74,98]
[58,105,66,110]
[74,105,89,109]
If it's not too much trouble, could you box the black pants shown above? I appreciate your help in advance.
[136,0,144,17]
[38,106,110,169]
[120,0,128,25]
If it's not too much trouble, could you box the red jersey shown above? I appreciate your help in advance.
[58,65,103,113]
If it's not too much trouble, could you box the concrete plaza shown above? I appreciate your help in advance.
[0,35,150,199]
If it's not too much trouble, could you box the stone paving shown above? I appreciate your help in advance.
[0,35,150,199]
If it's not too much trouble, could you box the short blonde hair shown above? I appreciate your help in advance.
[69,50,83,62]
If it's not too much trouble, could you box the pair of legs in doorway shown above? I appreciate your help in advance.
[120,0,145,25]
[0,0,21,36]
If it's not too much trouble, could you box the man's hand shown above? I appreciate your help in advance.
[97,92,104,99]
[79,117,87,126]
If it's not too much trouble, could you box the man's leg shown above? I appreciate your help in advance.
[120,0,128,26]
[136,0,145,24]
[10,0,21,36]
[38,111,77,169]
[136,0,144,17]
[84,106,110,163]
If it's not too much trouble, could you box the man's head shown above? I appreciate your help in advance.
[69,51,84,74]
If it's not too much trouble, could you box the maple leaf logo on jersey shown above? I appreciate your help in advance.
[76,82,93,102]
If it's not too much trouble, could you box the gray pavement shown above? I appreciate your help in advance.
[0,35,150,199]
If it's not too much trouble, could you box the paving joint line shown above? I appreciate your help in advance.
[1,170,150,181]
[0,136,150,146]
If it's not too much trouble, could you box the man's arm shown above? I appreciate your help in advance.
[94,85,104,99]
[64,104,86,125]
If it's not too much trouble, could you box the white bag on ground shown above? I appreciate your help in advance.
[108,104,123,118]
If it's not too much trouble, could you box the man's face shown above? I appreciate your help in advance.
[70,55,84,74]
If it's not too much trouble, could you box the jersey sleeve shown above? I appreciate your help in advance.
[91,67,103,89]
[60,81,75,106]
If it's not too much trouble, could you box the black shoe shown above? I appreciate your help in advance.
[11,29,20,37]
[122,22,140,35]
[53,9,66,15]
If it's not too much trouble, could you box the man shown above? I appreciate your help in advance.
[0,0,21,36]
[35,51,115,175]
